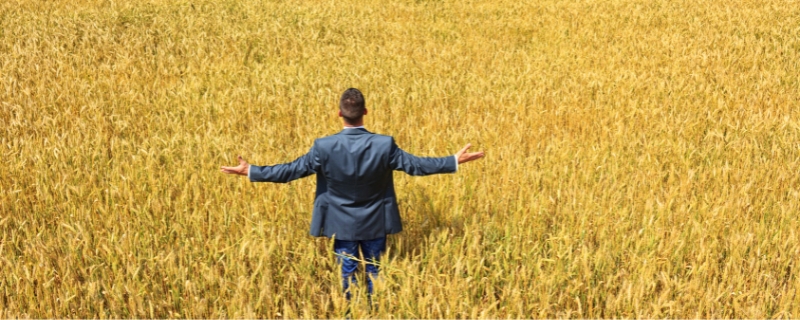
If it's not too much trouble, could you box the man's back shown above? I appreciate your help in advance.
[315,129,395,206]
[248,128,457,240]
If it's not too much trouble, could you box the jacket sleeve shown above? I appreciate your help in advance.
[389,138,457,176]
[249,142,321,183]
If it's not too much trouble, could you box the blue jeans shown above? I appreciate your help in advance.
[333,237,386,301]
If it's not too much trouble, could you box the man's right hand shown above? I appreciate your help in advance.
[220,155,250,176]
[456,143,485,164]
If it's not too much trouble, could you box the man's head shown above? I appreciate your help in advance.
[339,88,367,125]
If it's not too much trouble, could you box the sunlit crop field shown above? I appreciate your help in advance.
[2,0,800,317]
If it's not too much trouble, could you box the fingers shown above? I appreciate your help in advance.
[465,152,484,162]
[455,143,485,165]
[458,143,472,155]
[220,166,246,175]
[221,156,247,175]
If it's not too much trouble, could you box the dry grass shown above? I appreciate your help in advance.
[2,0,800,317]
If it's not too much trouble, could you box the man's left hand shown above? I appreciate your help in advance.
[456,143,485,164]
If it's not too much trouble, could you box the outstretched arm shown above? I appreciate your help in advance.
[389,140,484,176]
[221,144,321,183]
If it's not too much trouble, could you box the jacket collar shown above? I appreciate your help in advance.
[339,127,370,135]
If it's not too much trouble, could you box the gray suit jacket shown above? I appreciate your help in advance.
[249,128,457,241]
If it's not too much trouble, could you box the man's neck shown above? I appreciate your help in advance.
[343,122,364,128]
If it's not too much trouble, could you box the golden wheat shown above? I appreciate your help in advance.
[1,0,799,317]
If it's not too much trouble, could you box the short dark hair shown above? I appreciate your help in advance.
[339,88,365,124]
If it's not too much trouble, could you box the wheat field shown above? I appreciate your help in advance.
[2,0,800,317]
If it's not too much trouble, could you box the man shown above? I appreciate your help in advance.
[220,88,484,303]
